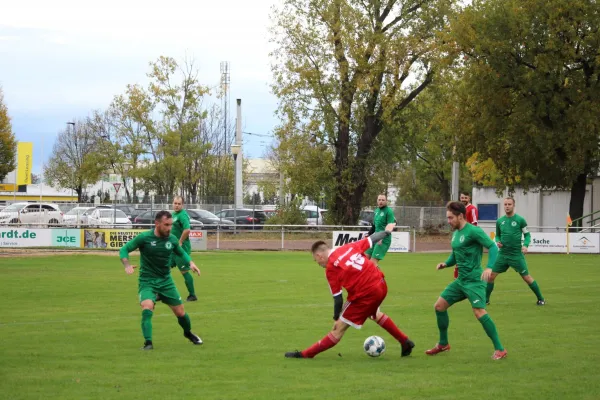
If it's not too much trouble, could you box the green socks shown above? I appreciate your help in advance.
[436,310,449,345]
[486,283,495,303]
[183,272,196,297]
[177,313,192,333]
[141,309,153,341]
[529,280,544,301]
[479,314,504,351]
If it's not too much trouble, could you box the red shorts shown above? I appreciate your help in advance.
[339,279,388,329]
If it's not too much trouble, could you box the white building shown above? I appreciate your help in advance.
[473,177,600,231]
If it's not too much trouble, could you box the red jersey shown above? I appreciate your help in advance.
[466,204,478,226]
[325,238,384,301]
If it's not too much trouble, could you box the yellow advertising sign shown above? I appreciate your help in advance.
[0,184,16,191]
[82,229,145,249]
[17,142,33,185]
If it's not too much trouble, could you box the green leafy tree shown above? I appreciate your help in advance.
[448,0,600,224]
[0,87,17,182]
[270,0,455,224]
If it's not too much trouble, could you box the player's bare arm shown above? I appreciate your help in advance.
[189,261,201,276]
[121,258,137,275]
[180,228,190,246]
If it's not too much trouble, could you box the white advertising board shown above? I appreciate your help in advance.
[332,231,410,253]
[0,228,52,247]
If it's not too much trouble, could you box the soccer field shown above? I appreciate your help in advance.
[1,252,599,400]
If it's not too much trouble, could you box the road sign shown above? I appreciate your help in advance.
[113,183,121,193]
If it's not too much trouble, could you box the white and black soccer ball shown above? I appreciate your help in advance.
[363,335,386,357]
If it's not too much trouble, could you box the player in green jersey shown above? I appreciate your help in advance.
[120,210,203,350]
[365,194,396,266]
[425,201,507,360]
[170,196,197,301]
[483,197,545,306]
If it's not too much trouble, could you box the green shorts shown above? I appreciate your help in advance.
[440,279,486,309]
[138,277,183,306]
[492,253,529,276]
[365,241,391,261]
[170,243,191,272]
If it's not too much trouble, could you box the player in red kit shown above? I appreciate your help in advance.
[285,224,415,359]
[453,191,479,279]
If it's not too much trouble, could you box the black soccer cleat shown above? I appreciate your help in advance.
[285,350,304,358]
[141,340,153,350]
[536,300,546,306]
[186,295,198,302]
[401,339,415,357]
[184,331,203,345]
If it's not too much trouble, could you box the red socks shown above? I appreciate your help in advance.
[378,314,408,344]
[301,332,340,358]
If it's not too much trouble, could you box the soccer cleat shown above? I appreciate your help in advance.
[486,301,490,305]
[425,343,450,355]
[285,350,304,358]
[184,331,203,345]
[401,339,415,357]
[141,341,153,350]
[536,300,545,306]
[492,349,507,360]
[186,295,198,302]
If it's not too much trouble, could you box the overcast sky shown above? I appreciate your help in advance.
[0,0,278,175]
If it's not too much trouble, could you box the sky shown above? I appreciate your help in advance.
[0,0,279,176]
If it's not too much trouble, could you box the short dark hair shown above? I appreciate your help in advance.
[504,197,515,205]
[311,240,328,253]
[446,201,466,217]
[155,210,172,221]
[460,191,471,197]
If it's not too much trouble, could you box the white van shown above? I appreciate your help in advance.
[302,205,327,226]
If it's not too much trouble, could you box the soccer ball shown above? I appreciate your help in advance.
[363,335,386,357]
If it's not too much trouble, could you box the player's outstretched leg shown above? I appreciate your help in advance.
[171,305,203,345]
[373,311,414,357]
[285,321,348,359]
[426,297,451,355]
[522,275,545,305]
[474,308,506,360]
[182,271,197,301]
[486,282,494,305]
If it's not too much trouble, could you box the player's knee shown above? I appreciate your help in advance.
[434,302,446,312]
[473,308,487,319]
[171,305,185,317]
[141,300,154,310]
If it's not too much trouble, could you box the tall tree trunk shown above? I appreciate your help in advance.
[569,173,588,231]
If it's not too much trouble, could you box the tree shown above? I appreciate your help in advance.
[31,173,41,184]
[270,0,455,224]
[0,87,17,182]
[44,120,102,202]
[448,0,600,226]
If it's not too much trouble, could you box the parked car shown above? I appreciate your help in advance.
[302,205,327,226]
[133,210,203,230]
[62,206,95,226]
[86,209,133,229]
[186,209,234,230]
[214,208,268,228]
[0,202,63,226]
[358,210,374,226]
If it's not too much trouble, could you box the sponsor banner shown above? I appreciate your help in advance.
[332,231,410,253]
[51,229,81,247]
[189,230,207,251]
[17,142,33,185]
[390,232,411,253]
[528,233,567,253]
[0,228,51,247]
[83,229,144,249]
[569,233,600,254]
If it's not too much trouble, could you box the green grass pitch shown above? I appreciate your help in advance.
[1,252,599,400]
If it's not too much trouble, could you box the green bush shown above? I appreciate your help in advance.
[264,199,307,229]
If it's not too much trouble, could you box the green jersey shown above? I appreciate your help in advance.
[171,210,191,243]
[445,223,498,282]
[119,230,191,280]
[495,214,531,256]
[372,206,396,244]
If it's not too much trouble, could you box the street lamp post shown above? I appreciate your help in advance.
[67,122,76,202]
